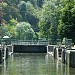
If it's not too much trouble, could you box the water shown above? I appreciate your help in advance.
[0,53,75,75]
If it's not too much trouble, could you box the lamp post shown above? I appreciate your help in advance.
[3,36,10,45]
[3,36,10,59]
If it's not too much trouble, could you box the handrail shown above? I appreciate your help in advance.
[11,40,49,45]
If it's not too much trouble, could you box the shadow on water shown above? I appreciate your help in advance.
[0,53,75,75]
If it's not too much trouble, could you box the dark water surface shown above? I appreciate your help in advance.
[0,53,75,75]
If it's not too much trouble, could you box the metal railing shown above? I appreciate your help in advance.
[11,40,49,45]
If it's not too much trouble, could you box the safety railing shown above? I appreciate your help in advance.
[11,40,49,45]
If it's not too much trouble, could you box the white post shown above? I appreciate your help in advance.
[12,45,14,53]
[47,46,48,53]
[4,45,6,59]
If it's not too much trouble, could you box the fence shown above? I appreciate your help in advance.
[11,40,49,45]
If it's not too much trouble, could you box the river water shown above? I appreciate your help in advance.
[0,53,75,75]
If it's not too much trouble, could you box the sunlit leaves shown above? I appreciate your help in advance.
[38,0,59,40]
[58,0,75,42]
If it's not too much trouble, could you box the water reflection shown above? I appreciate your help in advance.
[66,65,75,75]
[0,65,2,75]
[0,53,75,75]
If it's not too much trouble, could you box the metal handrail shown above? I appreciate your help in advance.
[11,40,49,45]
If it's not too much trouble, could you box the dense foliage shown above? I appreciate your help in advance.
[0,0,75,43]
[16,22,36,40]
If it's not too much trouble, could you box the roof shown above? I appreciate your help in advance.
[3,36,10,39]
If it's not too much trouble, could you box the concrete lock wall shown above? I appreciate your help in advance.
[47,45,54,52]
[6,48,9,59]
[13,45,47,53]
[7,46,12,52]
[4,46,9,59]
[54,47,66,62]
[66,51,70,65]
[7,46,13,55]
[69,51,75,68]
[54,48,62,59]
[62,49,66,63]
[58,48,62,57]
[66,50,75,68]
[0,50,2,63]
[54,47,57,59]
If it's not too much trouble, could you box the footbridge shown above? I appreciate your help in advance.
[10,40,50,53]
[11,40,49,46]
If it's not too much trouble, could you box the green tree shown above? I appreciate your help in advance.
[15,22,36,40]
[18,1,39,30]
[38,1,60,41]
[18,1,27,21]
[2,2,22,22]
[3,19,18,38]
[26,1,39,31]
[58,0,75,42]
